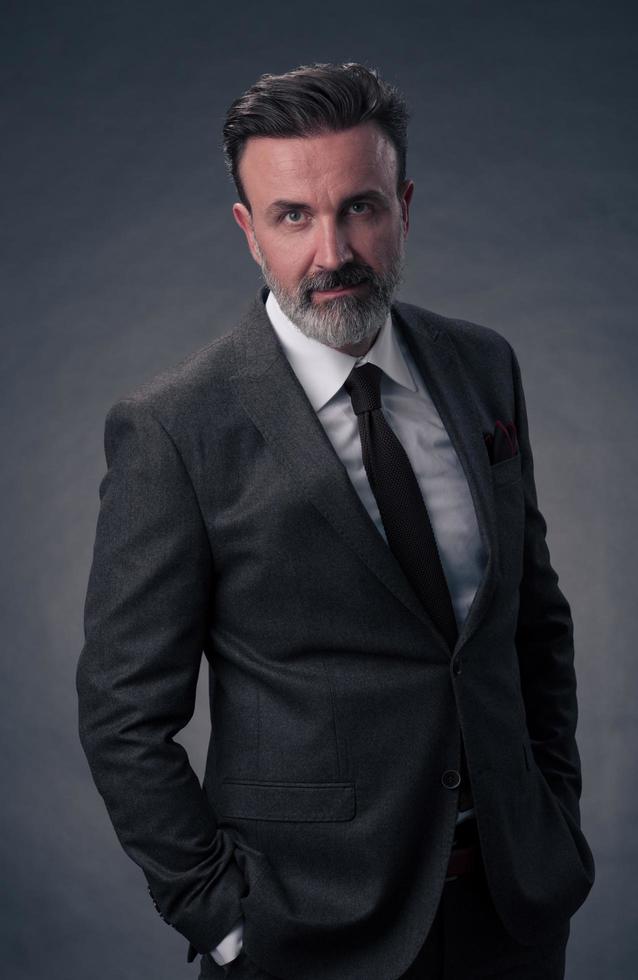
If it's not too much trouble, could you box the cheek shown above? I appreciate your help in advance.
[353,222,401,267]
[263,235,313,283]
[359,238,395,272]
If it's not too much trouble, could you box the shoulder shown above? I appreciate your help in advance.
[394,299,515,364]
[102,308,252,445]
[113,333,236,414]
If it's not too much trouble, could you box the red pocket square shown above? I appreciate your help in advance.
[484,421,518,464]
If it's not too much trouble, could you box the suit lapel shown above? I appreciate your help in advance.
[391,302,499,654]
[231,289,497,658]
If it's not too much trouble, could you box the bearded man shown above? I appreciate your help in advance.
[77,63,594,980]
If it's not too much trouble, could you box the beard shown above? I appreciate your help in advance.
[254,235,405,349]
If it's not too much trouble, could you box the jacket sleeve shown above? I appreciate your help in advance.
[508,343,583,828]
[76,397,246,954]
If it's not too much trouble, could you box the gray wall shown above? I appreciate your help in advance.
[2,1,636,977]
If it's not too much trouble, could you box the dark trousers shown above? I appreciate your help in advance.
[398,863,569,979]
[199,858,569,980]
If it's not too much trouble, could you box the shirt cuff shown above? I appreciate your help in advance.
[210,915,244,966]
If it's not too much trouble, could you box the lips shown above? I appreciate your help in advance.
[313,281,368,299]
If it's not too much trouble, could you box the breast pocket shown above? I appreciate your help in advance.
[490,451,522,488]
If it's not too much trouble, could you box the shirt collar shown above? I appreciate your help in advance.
[264,288,417,412]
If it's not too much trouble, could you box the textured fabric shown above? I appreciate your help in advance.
[197,855,570,980]
[344,362,473,812]
[264,288,488,633]
[399,860,569,979]
[77,286,594,980]
[209,293,485,964]
[345,363,474,810]
[344,361,459,651]
[265,286,481,824]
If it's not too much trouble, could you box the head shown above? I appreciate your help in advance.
[223,63,414,353]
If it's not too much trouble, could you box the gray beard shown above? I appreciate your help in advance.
[255,241,405,349]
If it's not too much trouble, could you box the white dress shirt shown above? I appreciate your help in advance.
[210,289,487,965]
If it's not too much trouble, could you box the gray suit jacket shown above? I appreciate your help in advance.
[76,287,594,980]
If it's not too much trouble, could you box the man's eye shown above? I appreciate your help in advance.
[283,210,305,224]
[349,202,370,214]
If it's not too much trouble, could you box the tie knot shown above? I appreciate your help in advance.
[344,362,383,415]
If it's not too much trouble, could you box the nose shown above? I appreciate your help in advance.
[313,218,354,270]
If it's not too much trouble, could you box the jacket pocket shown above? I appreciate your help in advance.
[490,451,522,487]
[217,779,356,822]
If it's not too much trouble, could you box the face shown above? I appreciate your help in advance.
[232,122,414,353]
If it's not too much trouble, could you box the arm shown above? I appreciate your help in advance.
[509,344,583,827]
[76,398,246,953]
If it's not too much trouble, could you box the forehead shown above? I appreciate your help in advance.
[238,122,398,207]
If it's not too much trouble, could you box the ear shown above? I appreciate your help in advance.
[232,203,262,265]
[399,179,415,236]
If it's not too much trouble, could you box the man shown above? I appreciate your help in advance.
[76,63,594,979]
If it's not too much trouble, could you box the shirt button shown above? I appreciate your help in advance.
[442,769,461,790]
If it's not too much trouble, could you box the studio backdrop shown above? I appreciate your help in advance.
[2,2,636,978]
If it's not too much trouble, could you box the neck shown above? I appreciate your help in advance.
[333,327,381,358]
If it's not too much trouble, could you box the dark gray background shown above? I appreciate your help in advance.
[2,1,636,977]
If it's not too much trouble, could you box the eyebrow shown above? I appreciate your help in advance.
[264,189,390,218]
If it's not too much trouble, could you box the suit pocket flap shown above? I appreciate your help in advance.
[217,779,356,822]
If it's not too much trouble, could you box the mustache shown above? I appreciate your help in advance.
[301,263,375,295]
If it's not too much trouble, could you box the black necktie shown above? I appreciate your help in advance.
[345,362,474,813]
[344,362,459,650]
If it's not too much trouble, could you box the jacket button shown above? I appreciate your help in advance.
[452,659,462,675]
[442,769,461,789]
